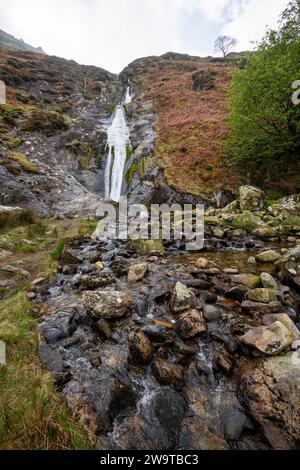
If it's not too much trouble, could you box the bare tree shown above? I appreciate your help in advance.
[214,36,237,58]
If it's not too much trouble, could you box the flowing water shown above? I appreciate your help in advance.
[104,88,131,202]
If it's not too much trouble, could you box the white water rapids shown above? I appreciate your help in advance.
[104,87,132,202]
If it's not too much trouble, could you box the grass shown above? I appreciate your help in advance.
[0,217,100,449]
[129,239,165,254]
[0,209,35,232]
[0,290,94,450]
[7,152,37,173]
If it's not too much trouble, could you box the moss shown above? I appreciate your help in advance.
[126,144,133,161]
[6,152,37,173]
[22,108,70,136]
[129,239,164,254]
[283,216,300,227]
[0,136,23,150]
[65,139,101,170]
[224,211,262,231]
[126,159,145,184]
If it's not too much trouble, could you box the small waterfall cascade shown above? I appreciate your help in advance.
[104,87,132,202]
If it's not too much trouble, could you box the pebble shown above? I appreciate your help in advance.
[223,268,239,275]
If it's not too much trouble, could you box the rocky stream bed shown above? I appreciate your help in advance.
[32,230,300,451]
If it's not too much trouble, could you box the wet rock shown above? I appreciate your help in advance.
[223,268,239,275]
[142,324,172,343]
[247,256,256,265]
[240,321,294,355]
[95,261,104,271]
[232,274,261,289]
[260,273,278,290]
[241,300,282,316]
[79,273,113,290]
[128,263,148,283]
[110,258,129,277]
[203,304,221,322]
[82,290,132,319]
[170,282,196,313]
[90,351,102,367]
[239,186,265,212]
[95,319,112,339]
[225,285,248,302]
[31,277,46,287]
[255,250,281,263]
[214,349,233,374]
[39,343,67,384]
[61,248,83,265]
[246,288,277,304]
[239,354,300,449]
[173,339,197,356]
[177,309,206,338]
[128,330,152,365]
[184,279,210,290]
[153,357,184,389]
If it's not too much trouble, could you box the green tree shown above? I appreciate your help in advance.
[227,0,300,192]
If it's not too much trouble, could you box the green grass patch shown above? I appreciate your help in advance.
[0,290,94,449]
[7,152,37,173]
[0,209,35,232]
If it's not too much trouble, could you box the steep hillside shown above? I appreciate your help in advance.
[0,29,44,54]
[123,54,239,206]
[0,49,242,215]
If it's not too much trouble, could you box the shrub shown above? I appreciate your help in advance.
[22,109,70,136]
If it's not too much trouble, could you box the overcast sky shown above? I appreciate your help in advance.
[0,0,289,73]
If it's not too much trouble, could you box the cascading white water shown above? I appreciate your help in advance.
[104,87,132,202]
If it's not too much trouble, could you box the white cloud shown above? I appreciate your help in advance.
[0,0,290,72]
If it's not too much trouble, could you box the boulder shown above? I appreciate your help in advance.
[231,274,261,289]
[203,304,221,322]
[262,314,300,341]
[246,288,277,304]
[240,321,294,355]
[177,309,206,338]
[171,282,196,313]
[239,186,265,212]
[61,248,83,265]
[79,273,113,290]
[153,357,184,389]
[239,354,300,449]
[260,273,278,290]
[256,250,281,263]
[128,330,152,365]
[128,263,148,283]
[82,290,132,319]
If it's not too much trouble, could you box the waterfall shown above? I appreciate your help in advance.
[104,87,132,202]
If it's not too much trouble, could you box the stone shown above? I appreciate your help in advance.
[195,257,208,269]
[239,186,264,212]
[231,274,261,289]
[247,256,256,265]
[239,354,300,449]
[170,282,196,313]
[255,250,281,263]
[31,277,46,287]
[0,250,12,260]
[95,319,112,339]
[215,350,233,374]
[240,321,294,355]
[203,304,221,322]
[128,330,152,365]
[82,290,132,319]
[260,273,278,290]
[262,314,300,341]
[246,288,277,304]
[61,248,83,265]
[291,340,300,350]
[173,340,197,356]
[0,265,30,277]
[95,261,104,271]
[225,285,248,302]
[152,357,184,389]
[27,292,36,300]
[177,309,206,339]
[79,273,113,290]
[128,263,148,283]
[241,300,282,316]
[223,268,239,275]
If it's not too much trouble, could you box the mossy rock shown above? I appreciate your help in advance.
[223,211,263,232]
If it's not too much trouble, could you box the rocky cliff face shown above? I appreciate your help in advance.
[0,29,44,54]
[0,49,239,217]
